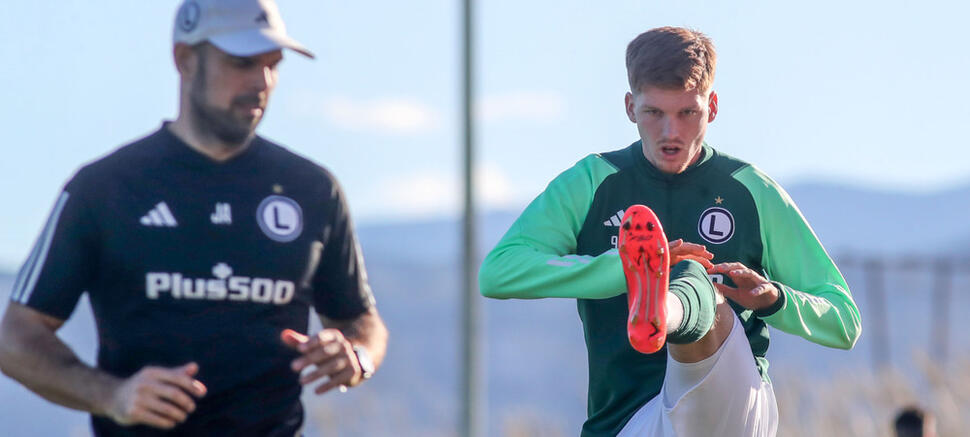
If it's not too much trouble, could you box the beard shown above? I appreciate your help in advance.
[188,63,265,146]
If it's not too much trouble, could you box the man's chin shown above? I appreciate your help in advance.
[211,122,257,146]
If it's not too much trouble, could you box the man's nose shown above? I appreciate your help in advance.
[252,66,273,91]
[661,118,679,138]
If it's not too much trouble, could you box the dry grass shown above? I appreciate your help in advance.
[774,351,970,437]
[301,352,970,436]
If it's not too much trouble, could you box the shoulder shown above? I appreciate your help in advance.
[551,149,625,191]
[256,136,343,192]
[65,129,167,195]
[712,150,793,205]
[705,147,754,177]
[597,141,639,172]
[560,141,643,180]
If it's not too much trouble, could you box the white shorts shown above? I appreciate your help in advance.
[618,314,778,437]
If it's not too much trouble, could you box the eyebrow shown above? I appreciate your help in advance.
[641,103,702,111]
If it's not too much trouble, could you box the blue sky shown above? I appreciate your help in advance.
[1,0,968,270]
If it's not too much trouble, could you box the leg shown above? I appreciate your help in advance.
[665,270,733,363]
[619,313,779,437]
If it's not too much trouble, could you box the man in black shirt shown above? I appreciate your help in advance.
[0,0,388,435]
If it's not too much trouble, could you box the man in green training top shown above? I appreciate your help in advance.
[479,27,861,437]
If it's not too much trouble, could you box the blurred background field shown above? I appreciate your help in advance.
[3,0,970,436]
[2,180,970,436]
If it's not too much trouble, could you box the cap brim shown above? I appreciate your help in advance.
[209,28,315,59]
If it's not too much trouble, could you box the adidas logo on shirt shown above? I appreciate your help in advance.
[140,202,178,227]
[602,209,626,227]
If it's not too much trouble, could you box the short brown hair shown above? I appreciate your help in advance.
[626,27,717,93]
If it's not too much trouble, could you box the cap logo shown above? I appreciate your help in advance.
[178,1,201,32]
[255,11,269,25]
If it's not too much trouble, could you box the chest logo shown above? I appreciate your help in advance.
[257,195,303,242]
[602,209,626,227]
[211,202,232,225]
[698,207,734,244]
[146,263,296,305]
[140,202,178,227]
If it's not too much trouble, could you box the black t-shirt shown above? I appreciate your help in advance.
[10,124,375,435]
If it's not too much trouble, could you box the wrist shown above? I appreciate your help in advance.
[91,372,124,418]
[351,345,375,382]
[753,282,786,317]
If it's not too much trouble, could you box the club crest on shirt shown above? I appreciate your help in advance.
[257,195,303,242]
[698,207,734,244]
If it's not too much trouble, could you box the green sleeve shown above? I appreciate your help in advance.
[479,154,626,300]
[733,166,862,350]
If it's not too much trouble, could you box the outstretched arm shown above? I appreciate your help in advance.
[0,302,206,429]
[480,155,626,300]
[480,155,714,300]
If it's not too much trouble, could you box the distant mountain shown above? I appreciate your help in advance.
[786,182,970,257]
[1,181,968,436]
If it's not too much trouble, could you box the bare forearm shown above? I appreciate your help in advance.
[327,308,388,370]
[0,305,119,415]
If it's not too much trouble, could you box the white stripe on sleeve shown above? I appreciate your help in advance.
[14,192,71,304]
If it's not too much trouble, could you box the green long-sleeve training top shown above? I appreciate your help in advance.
[479,141,862,437]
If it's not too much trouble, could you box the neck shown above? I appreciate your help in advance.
[168,114,253,162]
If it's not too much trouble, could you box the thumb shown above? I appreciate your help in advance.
[176,362,199,376]
[281,329,308,348]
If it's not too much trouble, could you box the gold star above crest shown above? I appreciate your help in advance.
[715,196,724,204]
[273,184,284,194]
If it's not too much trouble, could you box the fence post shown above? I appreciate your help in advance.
[931,259,952,362]
[863,257,889,370]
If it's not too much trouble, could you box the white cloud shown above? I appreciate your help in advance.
[476,163,514,208]
[322,96,438,134]
[478,91,566,123]
[373,163,517,219]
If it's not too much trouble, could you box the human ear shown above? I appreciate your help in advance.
[173,43,199,79]
[625,92,636,123]
[708,91,718,123]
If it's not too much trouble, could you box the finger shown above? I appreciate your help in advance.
[679,255,714,270]
[714,283,740,301]
[174,363,207,396]
[298,354,352,386]
[145,382,195,413]
[130,407,178,430]
[668,239,684,249]
[143,396,190,424]
[315,329,343,345]
[281,329,308,349]
[292,341,346,372]
[749,283,771,297]
[677,241,712,256]
[152,366,206,398]
[670,242,712,259]
[726,268,766,286]
[176,362,198,377]
[294,329,341,354]
[314,368,357,395]
[710,262,746,273]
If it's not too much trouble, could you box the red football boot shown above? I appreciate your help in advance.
[618,205,670,354]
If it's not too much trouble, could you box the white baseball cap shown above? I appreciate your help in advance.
[173,0,314,59]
